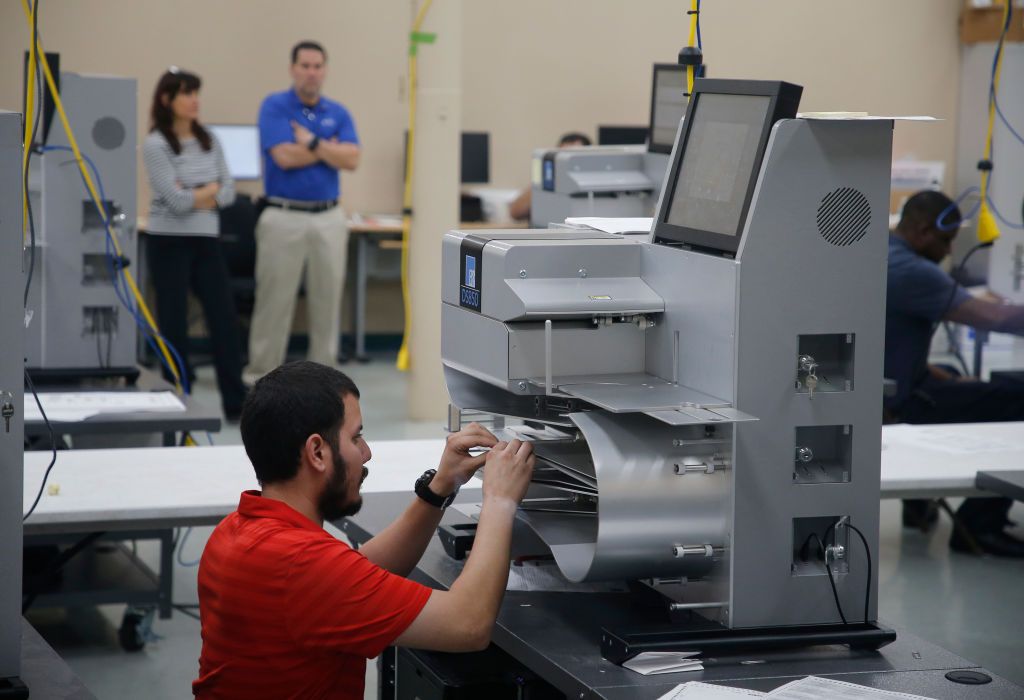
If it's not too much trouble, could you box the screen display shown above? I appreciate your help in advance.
[208,124,261,180]
[650,67,688,151]
[665,93,771,236]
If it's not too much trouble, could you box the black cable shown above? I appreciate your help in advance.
[846,523,873,625]
[23,0,43,308]
[807,532,848,625]
[23,367,57,522]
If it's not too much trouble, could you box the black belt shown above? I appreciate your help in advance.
[265,198,338,213]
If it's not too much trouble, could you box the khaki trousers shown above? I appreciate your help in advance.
[244,205,348,380]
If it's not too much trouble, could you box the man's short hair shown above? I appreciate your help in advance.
[558,132,592,147]
[240,361,359,484]
[291,40,327,64]
[899,190,961,233]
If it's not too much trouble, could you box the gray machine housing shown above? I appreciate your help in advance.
[25,72,137,377]
[0,112,26,687]
[529,145,669,228]
[442,116,891,630]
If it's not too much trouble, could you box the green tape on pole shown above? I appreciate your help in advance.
[409,31,437,56]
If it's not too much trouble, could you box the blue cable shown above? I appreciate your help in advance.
[40,145,192,392]
[696,0,702,51]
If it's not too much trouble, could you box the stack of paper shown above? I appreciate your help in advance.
[24,391,186,423]
[622,651,703,675]
[656,676,939,700]
[563,216,654,234]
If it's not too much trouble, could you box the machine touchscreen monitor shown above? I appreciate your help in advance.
[652,79,802,256]
[647,63,690,154]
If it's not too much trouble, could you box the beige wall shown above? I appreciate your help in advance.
[2,0,962,217]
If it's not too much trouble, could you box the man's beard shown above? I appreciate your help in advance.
[318,453,366,522]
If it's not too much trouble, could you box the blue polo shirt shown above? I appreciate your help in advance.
[258,89,359,202]
[884,234,970,411]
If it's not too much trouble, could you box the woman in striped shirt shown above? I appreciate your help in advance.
[143,68,247,420]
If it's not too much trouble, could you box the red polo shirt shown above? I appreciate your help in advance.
[193,491,432,699]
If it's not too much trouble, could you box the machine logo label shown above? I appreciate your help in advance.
[459,240,484,312]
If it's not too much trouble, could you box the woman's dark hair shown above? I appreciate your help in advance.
[240,361,361,485]
[558,132,592,147]
[149,68,212,155]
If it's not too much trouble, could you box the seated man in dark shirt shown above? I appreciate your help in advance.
[885,190,1024,557]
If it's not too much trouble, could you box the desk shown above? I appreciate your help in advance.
[880,422,1024,499]
[25,368,221,447]
[343,491,1024,699]
[347,218,529,361]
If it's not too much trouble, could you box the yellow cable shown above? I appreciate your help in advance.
[21,0,184,392]
[980,0,1008,202]
[686,0,697,96]
[396,0,435,372]
[22,1,37,239]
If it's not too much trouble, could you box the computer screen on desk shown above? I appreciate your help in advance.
[598,125,649,146]
[208,124,261,180]
[403,131,490,184]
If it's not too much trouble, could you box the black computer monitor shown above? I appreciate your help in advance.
[404,131,490,184]
[651,79,802,257]
[207,124,261,180]
[647,63,692,155]
[461,131,490,184]
[597,125,648,146]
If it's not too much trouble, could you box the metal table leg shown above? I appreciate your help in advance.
[354,233,370,362]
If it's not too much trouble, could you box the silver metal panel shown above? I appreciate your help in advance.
[553,373,730,411]
[513,411,730,583]
[641,245,739,402]
[730,119,891,627]
[441,303,509,389]
[503,277,663,319]
[508,322,645,380]
[25,73,137,372]
[0,111,25,679]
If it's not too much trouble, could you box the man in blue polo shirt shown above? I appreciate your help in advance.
[244,40,360,382]
[885,190,1024,557]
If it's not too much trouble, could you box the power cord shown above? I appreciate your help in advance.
[22,0,42,308]
[802,520,875,626]
[23,367,56,522]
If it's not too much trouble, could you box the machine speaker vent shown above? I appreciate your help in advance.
[816,187,870,247]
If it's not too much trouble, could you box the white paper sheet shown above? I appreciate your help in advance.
[797,113,939,121]
[766,676,937,700]
[24,391,186,423]
[887,425,1024,454]
[563,217,654,234]
[622,651,703,676]
[657,681,766,699]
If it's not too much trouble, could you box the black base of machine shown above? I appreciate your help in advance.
[601,620,897,664]
[0,677,29,699]
[437,523,477,561]
[385,645,562,700]
[26,365,141,386]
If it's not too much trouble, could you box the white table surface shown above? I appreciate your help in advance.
[880,421,1024,498]
[22,423,1024,532]
[22,438,448,533]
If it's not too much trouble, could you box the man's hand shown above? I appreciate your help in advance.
[433,423,498,497]
[481,439,535,506]
[290,120,316,148]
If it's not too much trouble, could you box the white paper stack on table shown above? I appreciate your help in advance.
[622,651,703,675]
[657,675,940,700]
[24,391,187,423]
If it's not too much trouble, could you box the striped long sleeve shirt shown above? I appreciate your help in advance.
[142,130,235,236]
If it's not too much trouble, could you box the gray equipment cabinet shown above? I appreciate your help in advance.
[1,111,28,697]
[25,72,137,381]
[441,79,895,655]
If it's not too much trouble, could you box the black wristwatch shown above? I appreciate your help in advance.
[307,135,320,152]
[415,469,458,510]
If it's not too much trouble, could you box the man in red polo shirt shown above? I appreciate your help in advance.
[193,361,535,699]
